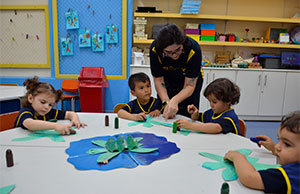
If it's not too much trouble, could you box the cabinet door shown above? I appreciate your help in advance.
[130,66,156,100]
[283,72,300,115]
[210,69,237,83]
[259,72,286,116]
[235,71,261,115]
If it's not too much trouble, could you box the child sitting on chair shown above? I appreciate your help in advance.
[117,72,163,121]
[14,76,87,135]
[176,78,241,135]
[224,111,300,194]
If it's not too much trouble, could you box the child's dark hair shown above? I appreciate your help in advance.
[21,76,63,107]
[204,78,240,105]
[280,111,300,134]
[128,72,150,91]
[154,23,188,58]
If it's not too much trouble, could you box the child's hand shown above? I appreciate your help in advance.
[224,150,243,162]
[149,110,161,117]
[135,112,146,121]
[176,119,191,129]
[256,135,276,154]
[71,118,87,129]
[187,104,198,114]
[54,123,73,135]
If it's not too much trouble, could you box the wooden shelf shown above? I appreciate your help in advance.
[134,12,300,23]
[133,39,300,49]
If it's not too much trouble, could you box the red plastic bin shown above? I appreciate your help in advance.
[78,67,109,112]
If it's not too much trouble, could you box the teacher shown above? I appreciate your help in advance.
[150,23,203,119]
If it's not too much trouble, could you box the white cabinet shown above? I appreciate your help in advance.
[236,70,286,117]
[199,68,237,112]
[283,72,300,115]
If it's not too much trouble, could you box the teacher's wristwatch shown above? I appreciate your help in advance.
[162,99,170,106]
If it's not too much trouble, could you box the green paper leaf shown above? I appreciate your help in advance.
[0,184,15,194]
[87,148,107,155]
[92,140,106,147]
[135,137,143,142]
[97,152,120,163]
[116,136,125,152]
[130,147,158,153]
[12,136,41,141]
[199,152,224,162]
[126,135,137,150]
[105,137,117,152]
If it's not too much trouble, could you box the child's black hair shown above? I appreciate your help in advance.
[280,111,300,134]
[154,23,188,58]
[21,76,63,107]
[204,78,240,105]
[128,72,150,91]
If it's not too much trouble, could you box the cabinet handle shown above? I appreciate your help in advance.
[258,74,261,86]
[206,73,209,84]
[264,75,267,86]
[212,73,215,81]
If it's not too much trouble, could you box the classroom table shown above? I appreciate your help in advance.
[0,113,276,194]
[0,86,26,114]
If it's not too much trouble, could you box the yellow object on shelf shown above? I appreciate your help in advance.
[186,34,200,41]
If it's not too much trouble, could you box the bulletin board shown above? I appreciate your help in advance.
[53,0,127,79]
[0,5,50,68]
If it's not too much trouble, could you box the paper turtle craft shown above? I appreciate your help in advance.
[66,132,180,171]
[199,149,280,181]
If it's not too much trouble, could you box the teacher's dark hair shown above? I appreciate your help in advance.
[154,24,188,57]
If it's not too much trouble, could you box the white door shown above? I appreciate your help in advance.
[235,70,261,115]
[259,71,286,116]
[283,72,300,115]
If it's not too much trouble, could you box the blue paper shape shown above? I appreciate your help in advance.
[105,24,118,44]
[66,132,180,171]
[61,37,73,56]
[79,29,91,47]
[199,149,280,181]
[66,10,79,29]
[92,33,104,52]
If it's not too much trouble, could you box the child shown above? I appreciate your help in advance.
[177,78,241,134]
[117,72,163,121]
[224,111,300,194]
[14,76,87,135]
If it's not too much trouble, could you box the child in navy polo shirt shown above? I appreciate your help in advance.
[14,76,86,135]
[117,72,163,121]
[224,111,300,194]
[177,78,241,135]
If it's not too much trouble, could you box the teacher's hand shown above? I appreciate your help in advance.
[163,100,178,120]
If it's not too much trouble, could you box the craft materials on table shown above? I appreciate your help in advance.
[250,137,265,144]
[66,132,180,171]
[0,184,16,194]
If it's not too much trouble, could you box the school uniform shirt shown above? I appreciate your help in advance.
[14,106,66,129]
[121,97,163,114]
[258,162,300,194]
[198,108,240,135]
[150,36,203,117]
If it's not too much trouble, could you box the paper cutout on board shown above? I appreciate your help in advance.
[105,24,118,44]
[0,184,15,194]
[61,37,73,56]
[66,132,180,171]
[11,128,76,142]
[199,149,280,181]
[92,33,104,52]
[65,10,79,29]
[79,28,91,47]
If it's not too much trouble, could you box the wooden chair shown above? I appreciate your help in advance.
[0,111,19,132]
[61,80,79,111]
[239,119,247,137]
[0,83,18,86]
[113,103,126,113]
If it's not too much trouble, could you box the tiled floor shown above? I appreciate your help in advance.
[245,121,281,144]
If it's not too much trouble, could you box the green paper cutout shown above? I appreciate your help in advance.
[0,184,15,194]
[11,127,76,142]
[87,135,158,164]
[199,149,280,181]
[179,128,205,136]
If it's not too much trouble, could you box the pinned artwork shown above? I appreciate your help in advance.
[66,132,180,171]
[92,33,104,52]
[105,24,118,44]
[199,149,280,181]
[65,10,79,29]
[61,37,74,56]
[79,28,91,47]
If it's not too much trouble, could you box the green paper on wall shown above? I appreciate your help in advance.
[0,184,15,194]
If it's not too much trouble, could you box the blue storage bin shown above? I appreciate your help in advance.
[200,23,216,29]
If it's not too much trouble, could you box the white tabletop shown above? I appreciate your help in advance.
[0,86,26,101]
[0,113,275,194]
